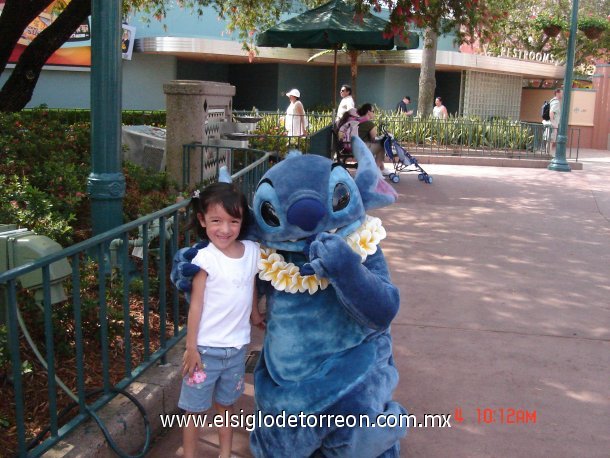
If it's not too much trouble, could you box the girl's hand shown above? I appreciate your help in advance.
[182,347,202,377]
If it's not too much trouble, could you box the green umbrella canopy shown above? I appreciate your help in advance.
[257,0,398,50]
[257,0,419,103]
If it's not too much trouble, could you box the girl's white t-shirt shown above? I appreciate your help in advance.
[191,240,260,347]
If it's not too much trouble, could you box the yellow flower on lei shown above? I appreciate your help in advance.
[258,215,385,294]
[345,216,386,261]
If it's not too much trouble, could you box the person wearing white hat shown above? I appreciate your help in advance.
[284,88,308,139]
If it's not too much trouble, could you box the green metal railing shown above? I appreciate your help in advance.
[19,109,582,161]
[1,148,269,457]
[237,111,581,161]
[376,117,581,160]
[232,110,334,134]
[181,144,273,194]
[230,111,335,159]
[1,203,186,457]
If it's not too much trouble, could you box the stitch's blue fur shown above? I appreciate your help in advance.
[172,138,406,457]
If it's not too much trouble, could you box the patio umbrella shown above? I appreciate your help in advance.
[257,0,418,104]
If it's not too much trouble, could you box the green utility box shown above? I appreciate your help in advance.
[0,226,71,304]
[307,124,334,158]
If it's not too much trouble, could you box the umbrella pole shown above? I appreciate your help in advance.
[350,50,358,100]
[333,48,338,108]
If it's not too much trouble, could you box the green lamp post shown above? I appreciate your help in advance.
[548,0,579,172]
[87,0,126,234]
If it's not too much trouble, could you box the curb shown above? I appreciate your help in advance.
[412,154,583,170]
[46,344,184,458]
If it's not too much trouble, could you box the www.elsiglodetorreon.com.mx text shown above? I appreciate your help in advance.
[160,410,452,431]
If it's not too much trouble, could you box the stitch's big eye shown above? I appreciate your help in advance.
[261,201,280,227]
[332,183,350,212]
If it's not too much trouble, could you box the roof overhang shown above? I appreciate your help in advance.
[136,36,565,79]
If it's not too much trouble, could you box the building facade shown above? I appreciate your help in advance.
[2,3,607,148]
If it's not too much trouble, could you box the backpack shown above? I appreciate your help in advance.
[541,100,551,121]
[338,117,361,152]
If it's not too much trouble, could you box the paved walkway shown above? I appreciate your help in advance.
[148,150,610,457]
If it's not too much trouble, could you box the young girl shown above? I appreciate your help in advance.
[179,182,264,458]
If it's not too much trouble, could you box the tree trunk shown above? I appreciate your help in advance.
[417,27,439,118]
[0,0,91,112]
[0,0,54,77]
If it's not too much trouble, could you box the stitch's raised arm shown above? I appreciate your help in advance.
[309,233,399,330]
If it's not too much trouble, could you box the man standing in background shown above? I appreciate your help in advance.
[548,88,562,157]
[396,96,414,116]
[335,84,355,123]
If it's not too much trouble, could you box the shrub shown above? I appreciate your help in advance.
[0,174,75,244]
[122,161,175,220]
[21,106,167,127]
[0,111,177,246]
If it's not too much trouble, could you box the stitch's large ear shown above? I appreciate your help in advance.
[352,136,397,210]
[286,150,303,158]
[219,165,232,183]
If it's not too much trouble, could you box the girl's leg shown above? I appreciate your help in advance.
[213,346,246,457]
[183,412,200,458]
[214,402,234,458]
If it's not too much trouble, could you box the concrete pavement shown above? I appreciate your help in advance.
[147,150,610,457]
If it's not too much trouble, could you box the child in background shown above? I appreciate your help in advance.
[179,182,264,458]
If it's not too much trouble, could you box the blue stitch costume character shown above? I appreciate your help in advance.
[172,137,407,457]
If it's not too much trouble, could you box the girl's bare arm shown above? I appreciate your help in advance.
[183,269,207,376]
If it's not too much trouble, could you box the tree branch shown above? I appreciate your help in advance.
[0,0,91,112]
[0,0,55,77]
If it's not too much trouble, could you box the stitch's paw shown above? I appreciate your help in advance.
[299,262,315,276]
[309,232,360,279]
[170,241,208,292]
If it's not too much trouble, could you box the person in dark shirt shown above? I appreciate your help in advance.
[357,103,388,175]
[396,96,413,116]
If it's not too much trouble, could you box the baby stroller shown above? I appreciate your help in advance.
[332,128,357,168]
[332,111,361,168]
[380,129,432,184]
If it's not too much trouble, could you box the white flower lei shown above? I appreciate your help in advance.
[258,215,386,295]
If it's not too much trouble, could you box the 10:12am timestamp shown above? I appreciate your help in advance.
[476,408,536,424]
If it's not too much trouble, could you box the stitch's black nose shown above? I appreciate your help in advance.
[287,198,325,231]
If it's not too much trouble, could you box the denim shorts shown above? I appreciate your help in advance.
[178,345,247,413]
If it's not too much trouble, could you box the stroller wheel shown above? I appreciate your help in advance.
[425,175,433,184]
[391,174,400,183]
[418,173,425,181]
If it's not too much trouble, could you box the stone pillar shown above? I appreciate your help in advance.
[163,80,236,188]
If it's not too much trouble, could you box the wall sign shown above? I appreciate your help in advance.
[481,44,557,65]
